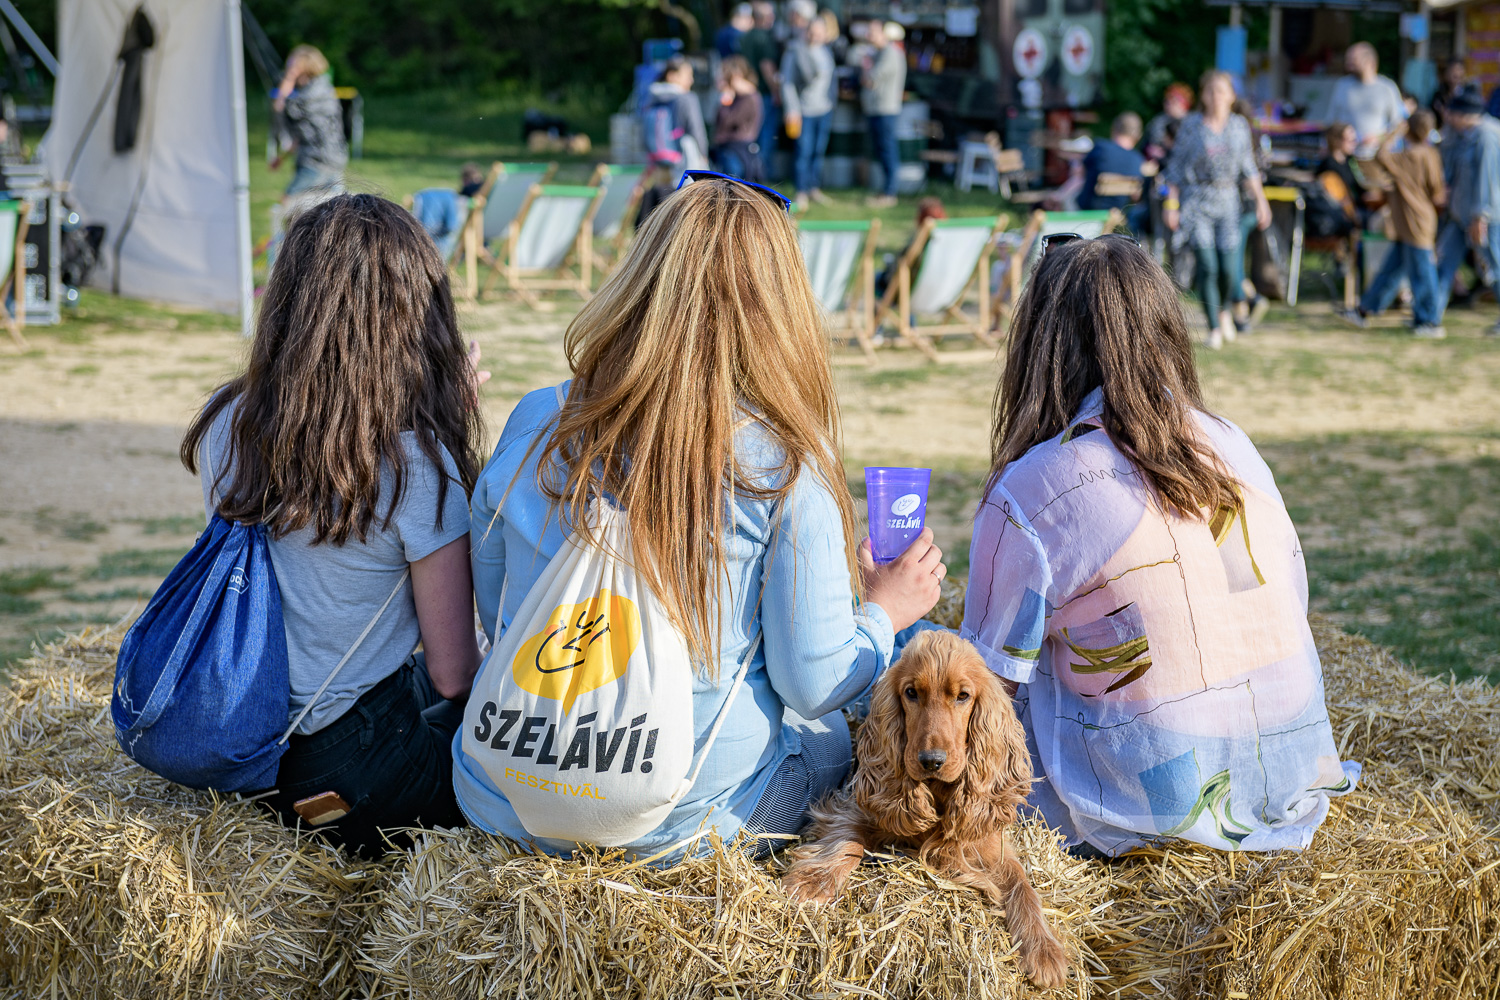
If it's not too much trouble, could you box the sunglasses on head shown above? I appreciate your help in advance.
[677,169,793,212]
[1040,231,1143,256]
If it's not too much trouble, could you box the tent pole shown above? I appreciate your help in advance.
[226,0,253,336]
[0,0,58,76]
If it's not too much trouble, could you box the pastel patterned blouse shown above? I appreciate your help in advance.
[961,388,1358,855]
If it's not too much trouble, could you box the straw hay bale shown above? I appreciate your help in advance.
[0,626,385,999]
[3,600,1498,999]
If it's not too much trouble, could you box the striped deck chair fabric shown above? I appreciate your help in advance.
[799,219,881,360]
[485,184,604,309]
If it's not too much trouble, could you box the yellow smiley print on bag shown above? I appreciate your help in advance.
[512,589,642,714]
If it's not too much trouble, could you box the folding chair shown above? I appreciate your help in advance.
[798,219,882,361]
[590,164,648,268]
[461,161,557,299]
[483,184,605,309]
[0,200,31,348]
[875,214,1008,360]
[999,208,1125,327]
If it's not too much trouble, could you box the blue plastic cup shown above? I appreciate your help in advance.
[864,467,932,565]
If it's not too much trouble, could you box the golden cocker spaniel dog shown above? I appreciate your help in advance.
[782,630,1068,989]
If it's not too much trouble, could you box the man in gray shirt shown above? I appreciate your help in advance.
[1326,42,1406,157]
[781,0,836,209]
[860,21,906,206]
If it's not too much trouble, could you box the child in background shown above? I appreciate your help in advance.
[459,163,486,198]
[1347,112,1448,337]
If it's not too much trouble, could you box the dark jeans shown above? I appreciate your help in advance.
[794,111,833,194]
[1228,210,1257,304]
[1194,246,1238,328]
[758,103,781,180]
[867,113,900,197]
[741,709,852,857]
[257,654,468,857]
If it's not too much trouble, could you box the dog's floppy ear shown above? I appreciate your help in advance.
[854,665,937,838]
[942,660,1032,842]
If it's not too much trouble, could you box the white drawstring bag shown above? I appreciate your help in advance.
[461,498,756,846]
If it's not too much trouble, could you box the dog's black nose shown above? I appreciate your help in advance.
[917,750,947,771]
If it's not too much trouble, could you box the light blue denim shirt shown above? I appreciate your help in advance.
[1446,115,1500,225]
[454,382,896,857]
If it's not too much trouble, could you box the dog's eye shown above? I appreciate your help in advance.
[956,692,972,703]
[903,686,918,700]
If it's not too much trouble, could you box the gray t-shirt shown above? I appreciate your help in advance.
[200,405,469,734]
[1326,74,1406,155]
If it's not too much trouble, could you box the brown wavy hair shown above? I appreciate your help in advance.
[182,194,482,544]
[987,235,1239,517]
[536,178,861,673]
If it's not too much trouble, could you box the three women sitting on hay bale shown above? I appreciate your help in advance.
[122,179,1356,978]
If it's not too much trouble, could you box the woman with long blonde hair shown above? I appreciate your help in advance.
[457,174,944,856]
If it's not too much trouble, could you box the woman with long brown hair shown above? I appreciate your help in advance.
[458,175,944,856]
[960,235,1356,857]
[183,194,485,855]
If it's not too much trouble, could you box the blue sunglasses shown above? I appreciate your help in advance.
[676,169,793,212]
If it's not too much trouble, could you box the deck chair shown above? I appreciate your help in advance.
[999,208,1125,327]
[0,200,31,348]
[590,164,648,267]
[799,219,882,361]
[484,184,605,309]
[461,161,557,299]
[875,214,1008,360]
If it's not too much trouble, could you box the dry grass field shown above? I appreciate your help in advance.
[1,289,1497,682]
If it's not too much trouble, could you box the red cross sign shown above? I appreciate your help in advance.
[1013,27,1047,80]
[1061,25,1094,76]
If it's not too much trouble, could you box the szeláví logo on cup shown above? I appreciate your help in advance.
[891,493,921,517]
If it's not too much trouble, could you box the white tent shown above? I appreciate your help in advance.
[39,0,252,328]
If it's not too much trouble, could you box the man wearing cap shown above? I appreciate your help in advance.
[861,21,906,208]
[1434,90,1500,335]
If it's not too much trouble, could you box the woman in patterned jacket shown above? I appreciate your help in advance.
[959,234,1357,858]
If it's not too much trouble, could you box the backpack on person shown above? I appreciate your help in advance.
[113,515,408,793]
[460,497,758,846]
[641,94,686,167]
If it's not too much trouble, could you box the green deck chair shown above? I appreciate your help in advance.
[484,184,605,309]
[799,219,882,361]
[460,161,557,299]
[590,164,648,267]
[0,200,30,348]
[876,214,1008,360]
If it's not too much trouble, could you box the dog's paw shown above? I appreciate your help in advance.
[780,865,843,904]
[1020,936,1069,990]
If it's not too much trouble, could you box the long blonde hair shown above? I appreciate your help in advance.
[538,178,861,673]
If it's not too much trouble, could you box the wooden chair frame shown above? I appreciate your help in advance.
[482,184,605,310]
[801,219,882,362]
[588,163,648,270]
[875,214,1008,360]
[0,200,30,348]
[460,161,557,300]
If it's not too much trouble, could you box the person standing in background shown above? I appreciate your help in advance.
[712,56,766,182]
[1163,70,1272,349]
[1346,113,1447,337]
[1326,42,1406,157]
[782,1,836,211]
[641,56,710,185]
[271,45,347,197]
[716,4,754,58]
[741,2,783,180]
[1433,92,1500,335]
[861,21,906,209]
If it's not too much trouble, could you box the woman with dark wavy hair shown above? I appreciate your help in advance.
[961,235,1357,858]
[182,194,486,855]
